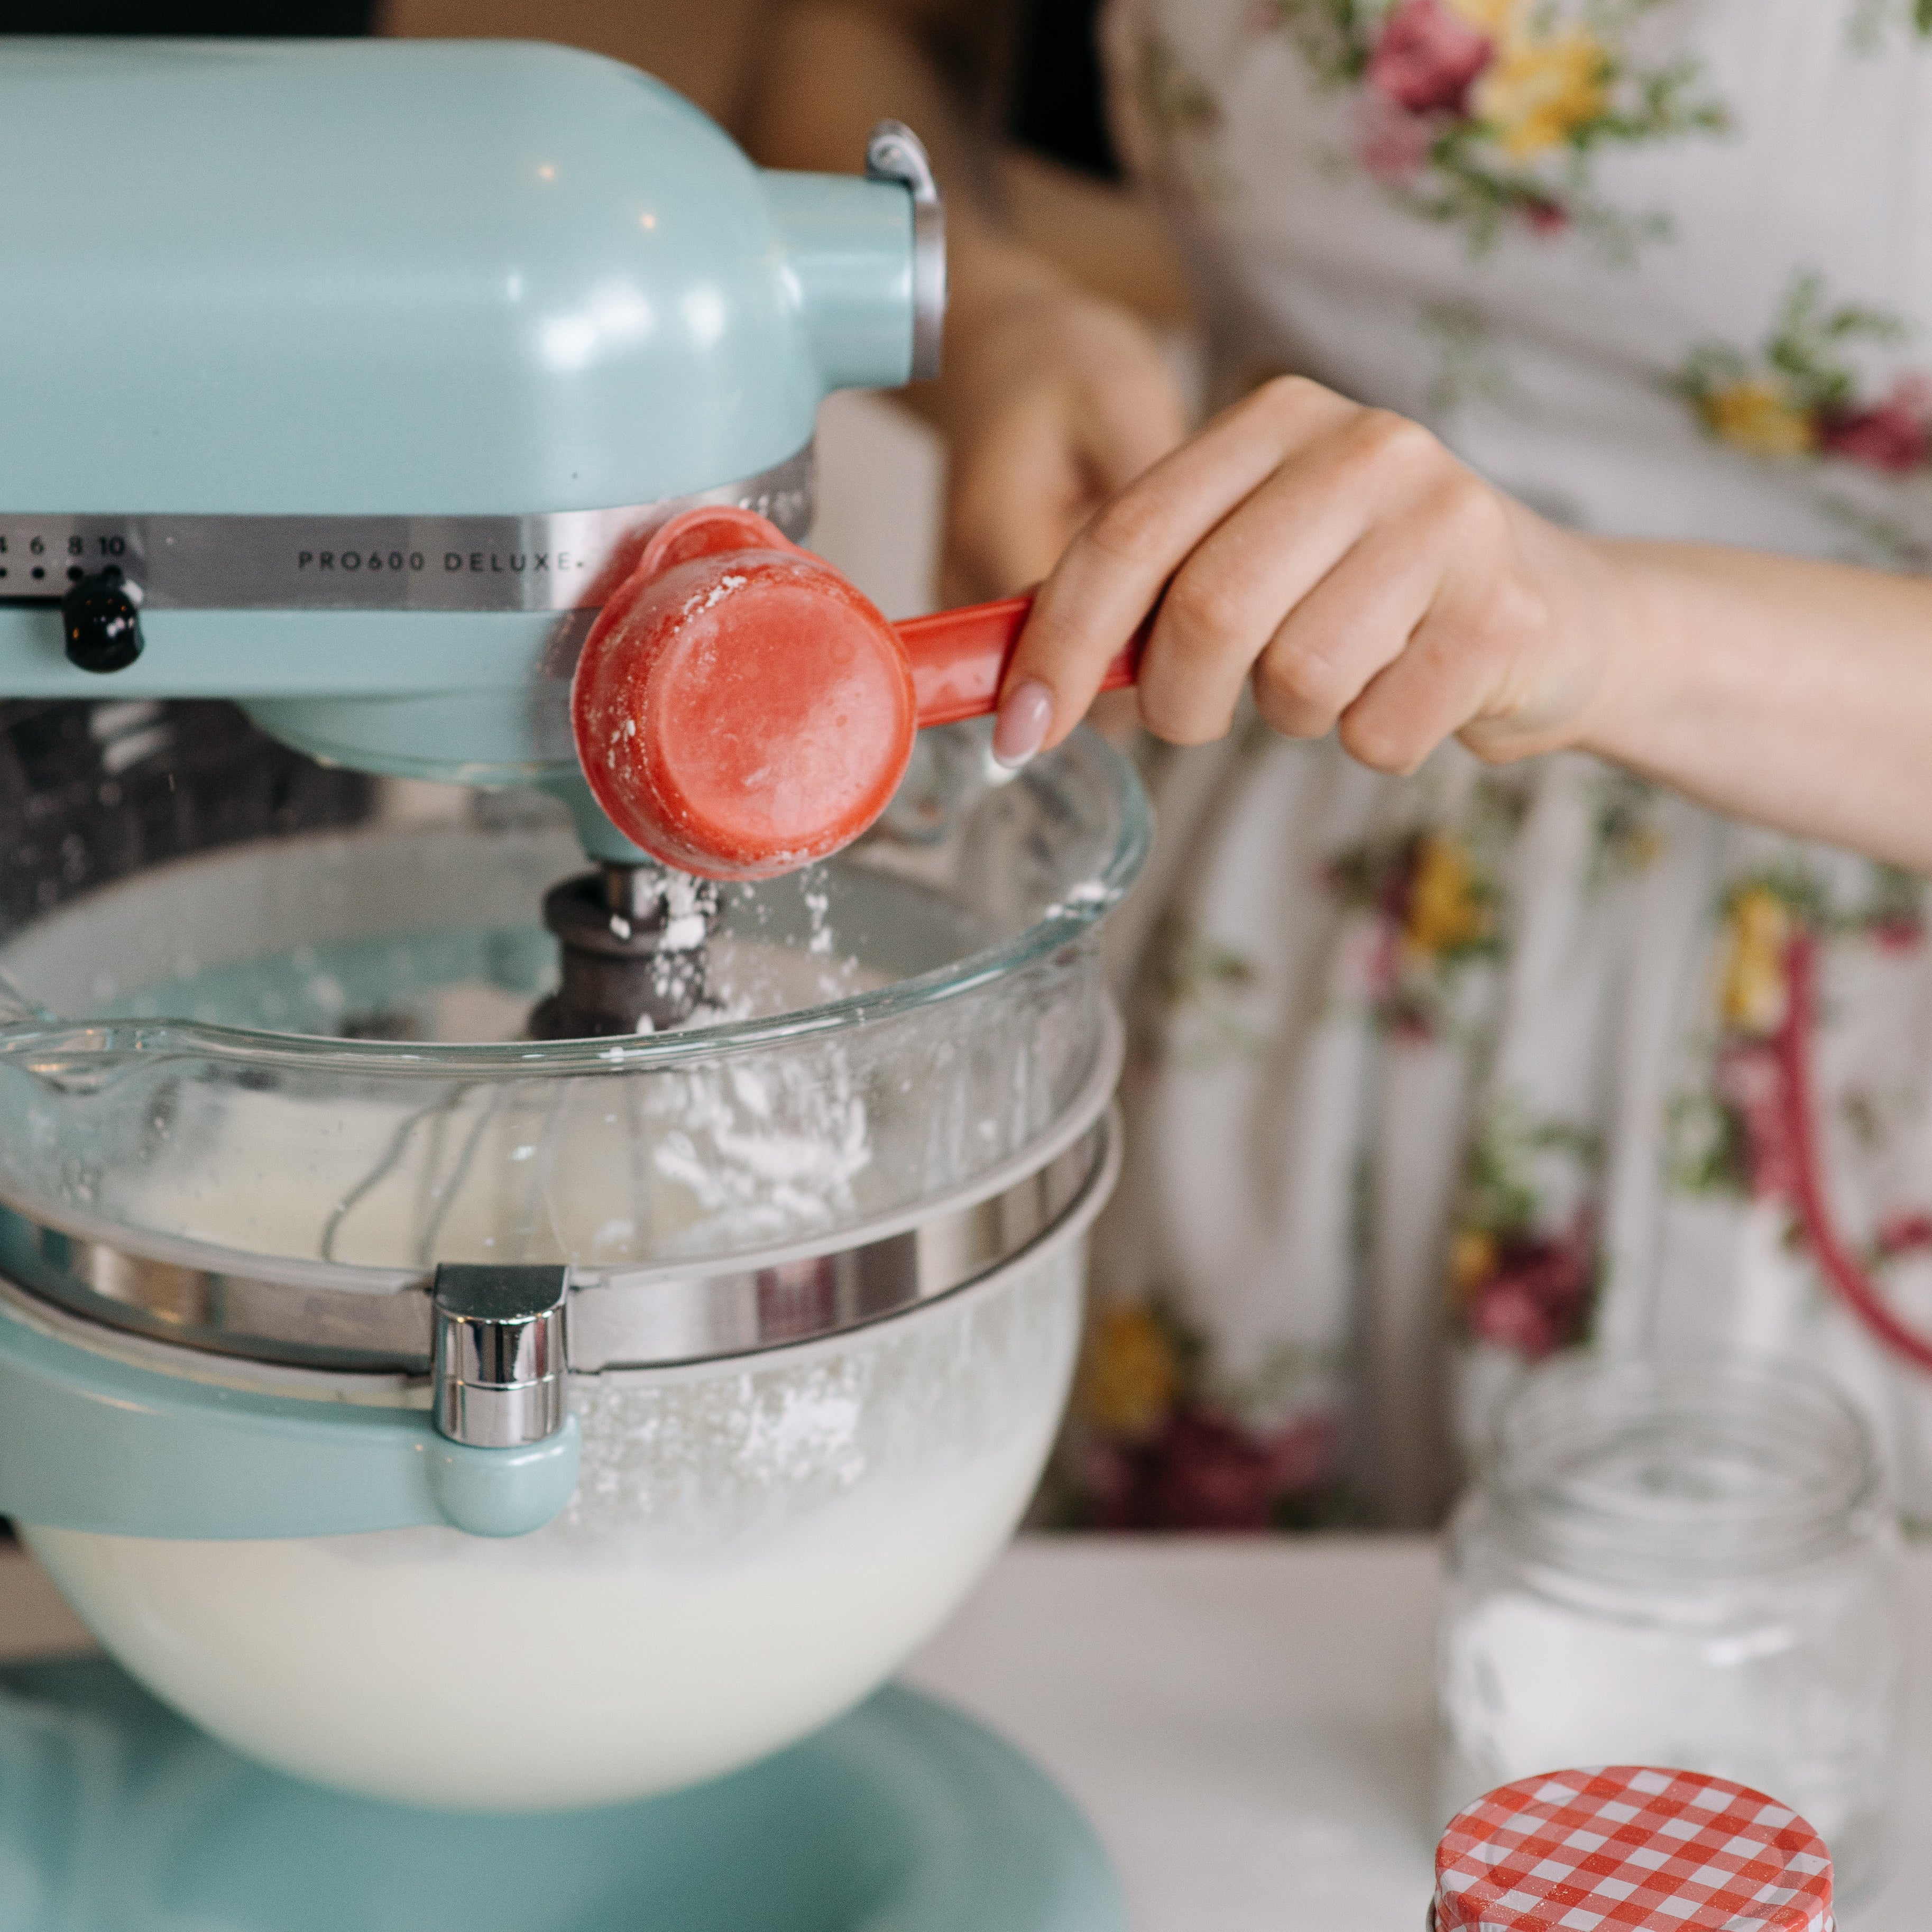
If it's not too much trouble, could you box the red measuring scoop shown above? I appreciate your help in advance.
[572,505,1142,880]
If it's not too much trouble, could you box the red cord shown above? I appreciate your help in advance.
[1776,931,1932,1375]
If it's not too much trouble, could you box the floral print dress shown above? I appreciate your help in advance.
[1050,0,1932,1531]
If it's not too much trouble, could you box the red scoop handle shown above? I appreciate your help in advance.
[572,506,1147,881]
[898,596,1143,729]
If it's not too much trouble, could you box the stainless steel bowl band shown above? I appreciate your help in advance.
[0,444,812,614]
[570,1124,1104,1371]
[0,1120,1108,1375]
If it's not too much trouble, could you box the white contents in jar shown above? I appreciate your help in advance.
[1438,1562,1900,1856]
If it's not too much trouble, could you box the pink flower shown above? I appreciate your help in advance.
[1355,89,1440,183]
[1084,1405,1340,1532]
[1519,197,1570,236]
[1873,916,1925,953]
[1332,919,1393,1005]
[1713,1039,1798,1201]
[1140,1409,1278,1529]
[1464,1225,1596,1361]
[1368,921,1402,1001]
[1818,378,1932,474]
[1366,0,1493,115]
[1387,997,1436,1045]
[1466,1276,1561,1359]
[1263,1411,1342,1496]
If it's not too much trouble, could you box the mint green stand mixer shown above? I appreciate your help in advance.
[0,39,1141,1930]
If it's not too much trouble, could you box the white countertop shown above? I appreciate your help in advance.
[910,1538,1446,1932]
[3,1534,1926,1928]
[903,1537,1932,1932]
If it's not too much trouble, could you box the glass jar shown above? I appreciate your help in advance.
[1437,1354,1905,1900]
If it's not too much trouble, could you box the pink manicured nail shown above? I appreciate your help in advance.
[992,679,1054,768]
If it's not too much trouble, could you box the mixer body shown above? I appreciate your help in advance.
[0,36,1151,1832]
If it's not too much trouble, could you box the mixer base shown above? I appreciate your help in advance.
[0,1657,1125,1931]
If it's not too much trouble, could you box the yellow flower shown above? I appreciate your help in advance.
[1080,1303,1179,1439]
[1720,886,1791,1035]
[1451,1227,1499,1296]
[1697,380,1818,459]
[1473,28,1611,158]
[1404,834,1491,958]
[1446,0,1517,32]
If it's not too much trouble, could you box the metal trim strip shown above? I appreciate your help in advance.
[0,445,812,614]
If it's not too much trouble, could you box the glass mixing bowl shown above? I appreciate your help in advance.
[0,721,1147,1808]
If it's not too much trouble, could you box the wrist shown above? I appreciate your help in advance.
[1557,538,1691,766]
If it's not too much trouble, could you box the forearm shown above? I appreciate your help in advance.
[1574,541,1932,873]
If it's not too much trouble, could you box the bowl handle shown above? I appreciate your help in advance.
[0,1296,579,1540]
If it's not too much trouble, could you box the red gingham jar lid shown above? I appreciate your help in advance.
[1433,1767,1833,1932]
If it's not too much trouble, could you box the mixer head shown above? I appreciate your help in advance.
[0,39,944,1034]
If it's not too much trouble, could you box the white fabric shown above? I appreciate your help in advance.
[1058,0,1932,1529]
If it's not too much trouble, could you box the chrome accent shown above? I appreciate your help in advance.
[0,1117,1110,1374]
[0,445,813,615]
[866,121,944,383]
[432,1264,569,1447]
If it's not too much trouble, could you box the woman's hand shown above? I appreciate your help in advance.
[933,268,1191,606]
[990,374,1626,772]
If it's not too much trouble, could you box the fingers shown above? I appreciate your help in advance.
[1338,528,1554,774]
[945,400,1082,603]
[1244,522,1443,745]
[999,379,1365,750]
[1256,479,1551,774]
[946,370,1191,605]
[1339,623,1510,777]
[990,371,1565,775]
[1133,409,1443,742]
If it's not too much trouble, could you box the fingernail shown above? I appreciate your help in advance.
[992,679,1054,768]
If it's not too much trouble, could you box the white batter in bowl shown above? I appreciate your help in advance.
[23,1201,1092,1809]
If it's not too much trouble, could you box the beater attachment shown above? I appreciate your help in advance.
[529,860,720,1038]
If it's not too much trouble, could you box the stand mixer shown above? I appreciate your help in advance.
[0,38,1144,1930]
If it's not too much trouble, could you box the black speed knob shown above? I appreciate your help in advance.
[62,567,143,673]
